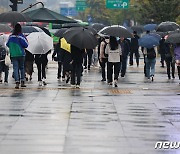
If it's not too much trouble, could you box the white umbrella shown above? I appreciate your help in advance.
[26,32,53,54]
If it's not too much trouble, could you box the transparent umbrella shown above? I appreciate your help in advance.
[26,32,53,54]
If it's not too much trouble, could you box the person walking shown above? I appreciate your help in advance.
[35,53,48,86]
[52,39,65,80]
[83,49,93,70]
[6,23,28,89]
[105,36,121,87]
[99,37,109,81]
[129,31,140,67]
[119,37,130,77]
[25,49,34,81]
[144,47,156,82]
[159,36,166,67]
[70,45,85,88]
[61,48,72,84]
[164,43,175,79]
[0,45,9,84]
[174,43,180,84]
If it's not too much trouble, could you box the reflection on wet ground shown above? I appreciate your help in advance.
[0,60,180,154]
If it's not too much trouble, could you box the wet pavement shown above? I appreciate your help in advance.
[0,58,180,154]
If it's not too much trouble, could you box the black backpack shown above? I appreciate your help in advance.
[147,48,156,59]
[0,46,6,60]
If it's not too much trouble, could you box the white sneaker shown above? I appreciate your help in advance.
[71,84,76,88]
[76,85,80,89]
[39,81,42,86]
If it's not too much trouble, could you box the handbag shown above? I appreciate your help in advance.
[5,54,11,66]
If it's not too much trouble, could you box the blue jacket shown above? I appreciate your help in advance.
[6,33,28,57]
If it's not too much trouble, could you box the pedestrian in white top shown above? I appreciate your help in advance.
[105,36,122,87]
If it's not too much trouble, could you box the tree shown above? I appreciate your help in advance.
[138,0,180,24]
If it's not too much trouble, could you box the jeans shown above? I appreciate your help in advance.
[166,59,175,78]
[145,58,156,78]
[99,58,107,80]
[11,57,25,82]
[107,62,120,83]
[120,56,128,77]
[0,61,9,82]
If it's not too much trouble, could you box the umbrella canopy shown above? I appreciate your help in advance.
[91,23,106,32]
[63,27,98,49]
[39,27,51,36]
[86,26,97,35]
[131,25,144,33]
[139,34,159,49]
[166,31,180,44]
[61,23,83,28]
[144,24,157,31]
[24,8,76,24]
[149,33,161,41]
[0,11,32,23]
[0,34,9,46]
[0,24,12,33]
[156,21,179,32]
[54,28,68,37]
[100,25,133,38]
[22,26,43,36]
[26,32,53,54]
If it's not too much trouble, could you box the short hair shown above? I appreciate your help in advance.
[13,23,22,35]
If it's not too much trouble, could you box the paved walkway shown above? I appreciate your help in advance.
[0,58,180,154]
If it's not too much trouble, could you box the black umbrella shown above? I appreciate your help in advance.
[39,27,51,36]
[131,25,144,33]
[54,28,68,37]
[24,8,76,24]
[156,21,179,32]
[86,26,97,35]
[22,26,43,34]
[100,25,133,38]
[91,23,105,32]
[0,11,32,23]
[166,31,180,44]
[0,24,12,33]
[61,23,82,28]
[63,27,98,49]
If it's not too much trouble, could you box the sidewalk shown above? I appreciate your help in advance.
[0,58,179,154]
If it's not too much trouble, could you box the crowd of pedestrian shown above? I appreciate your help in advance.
[0,23,180,89]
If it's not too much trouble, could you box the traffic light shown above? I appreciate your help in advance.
[9,0,17,11]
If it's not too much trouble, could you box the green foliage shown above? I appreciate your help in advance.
[139,0,180,24]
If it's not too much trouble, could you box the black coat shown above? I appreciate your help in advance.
[35,53,48,66]
[61,50,72,72]
[52,43,64,62]
[71,45,85,64]
[119,40,130,58]
[130,34,139,51]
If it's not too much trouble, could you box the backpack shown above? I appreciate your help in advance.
[103,40,108,58]
[0,46,6,60]
[147,48,156,59]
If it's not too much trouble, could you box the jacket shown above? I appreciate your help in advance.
[105,44,121,62]
[6,33,28,58]
[119,40,130,58]
[174,46,180,60]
